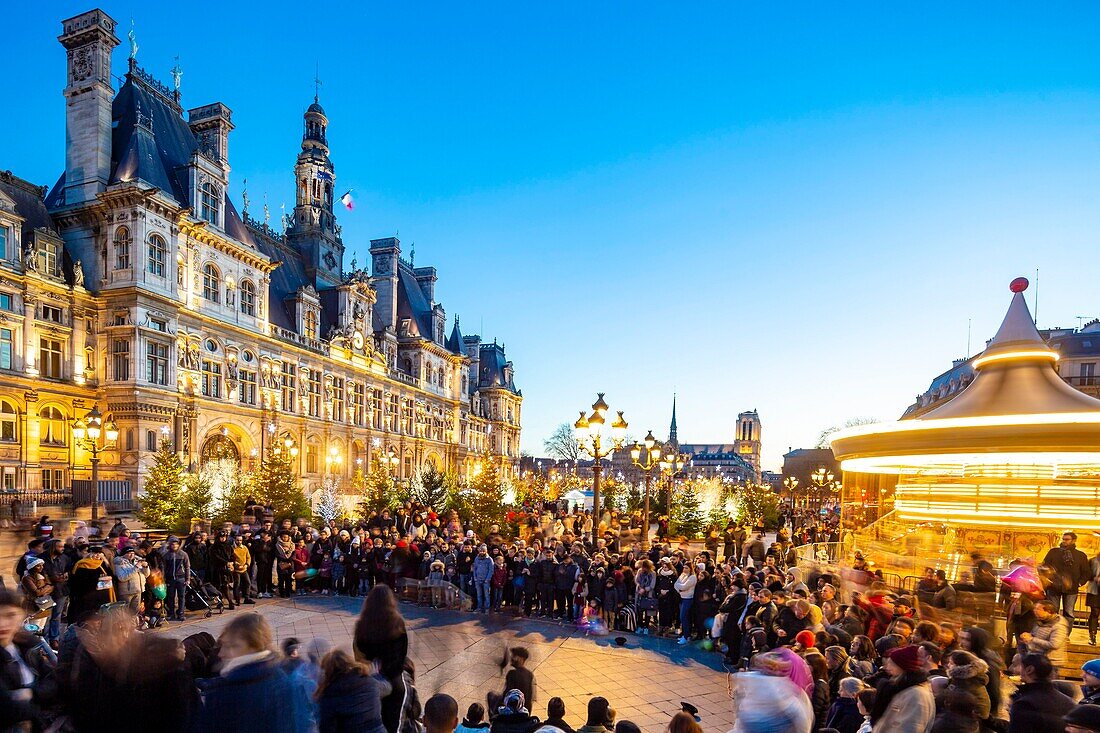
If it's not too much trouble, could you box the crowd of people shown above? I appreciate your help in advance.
[5,502,1100,732]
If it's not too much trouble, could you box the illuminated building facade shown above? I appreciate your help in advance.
[0,9,521,501]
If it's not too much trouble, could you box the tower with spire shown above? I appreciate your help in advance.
[668,394,679,447]
[286,88,344,288]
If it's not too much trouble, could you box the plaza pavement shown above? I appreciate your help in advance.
[159,596,737,733]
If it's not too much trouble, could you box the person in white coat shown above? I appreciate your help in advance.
[674,563,698,645]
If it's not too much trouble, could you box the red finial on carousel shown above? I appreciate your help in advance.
[1010,277,1029,293]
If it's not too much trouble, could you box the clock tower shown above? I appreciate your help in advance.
[286,95,344,288]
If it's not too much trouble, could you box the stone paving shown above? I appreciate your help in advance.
[159,596,737,732]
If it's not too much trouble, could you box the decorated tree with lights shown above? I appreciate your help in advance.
[359,461,397,514]
[671,483,705,539]
[463,456,505,537]
[136,440,189,532]
[410,463,454,511]
[735,482,780,529]
[316,476,341,524]
[252,447,309,521]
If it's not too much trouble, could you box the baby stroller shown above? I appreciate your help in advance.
[186,571,225,617]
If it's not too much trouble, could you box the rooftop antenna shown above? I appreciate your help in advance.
[966,318,971,358]
[1077,316,1089,330]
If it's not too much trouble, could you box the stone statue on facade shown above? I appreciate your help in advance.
[73,260,84,287]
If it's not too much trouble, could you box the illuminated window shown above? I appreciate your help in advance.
[202,264,220,303]
[0,401,16,442]
[114,226,132,270]
[39,406,66,445]
[39,338,62,379]
[147,234,166,277]
[240,280,256,316]
[199,181,221,225]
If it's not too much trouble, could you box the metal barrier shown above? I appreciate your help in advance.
[71,480,133,511]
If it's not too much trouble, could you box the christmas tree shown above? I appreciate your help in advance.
[359,462,397,515]
[252,447,309,522]
[671,483,705,539]
[316,476,341,524]
[735,482,780,529]
[180,474,214,531]
[412,463,452,511]
[136,440,188,532]
[466,455,505,537]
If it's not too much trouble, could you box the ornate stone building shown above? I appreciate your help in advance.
[0,8,521,498]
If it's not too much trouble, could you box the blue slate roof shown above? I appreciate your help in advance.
[476,342,520,394]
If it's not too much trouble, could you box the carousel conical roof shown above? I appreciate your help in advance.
[831,278,1100,473]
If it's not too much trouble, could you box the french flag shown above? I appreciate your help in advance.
[340,190,354,211]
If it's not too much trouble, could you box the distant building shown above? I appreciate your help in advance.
[666,397,760,484]
[781,447,841,492]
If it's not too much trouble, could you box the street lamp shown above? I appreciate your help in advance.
[810,467,836,515]
[629,430,686,549]
[783,476,799,511]
[574,393,628,536]
[325,444,343,477]
[72,406,118,520]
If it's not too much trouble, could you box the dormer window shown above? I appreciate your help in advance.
[114,226,131,270]
[199,181,221,226]
[202,264,220,303]
[38,240,59,277]
[304,310,318,340]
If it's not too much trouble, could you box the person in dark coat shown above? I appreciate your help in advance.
[316,648,391,733]
[354,584,409,733]
[194,613,310,733]
[719,583,749,664]
[1042,531,1092,622]
[1007,653,1075,733]
[931,689,981,733]
[66,545,114,622]
[208,529,237,610]
[0,587,56,732]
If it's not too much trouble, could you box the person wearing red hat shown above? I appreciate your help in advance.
[868,645,934,732]
[794,629,816,651]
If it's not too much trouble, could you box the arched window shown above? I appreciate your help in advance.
[202,264,220,303]
[240,280,256,316]
[40,406,66,446]
[0,400,16,442]
[147,233,166,277]
[199,181,221,225]
[114,226,132,270]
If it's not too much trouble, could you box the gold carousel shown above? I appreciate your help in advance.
[831,278,1100,575]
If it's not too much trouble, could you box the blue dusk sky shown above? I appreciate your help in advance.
[4,3,1100,470]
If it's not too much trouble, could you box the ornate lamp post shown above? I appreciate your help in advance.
[72,406,119,521]
[629,431,662,549]
[810,467,835,515]
[574,393,628,537]
[630,432,686,549]
[783,476,799,512]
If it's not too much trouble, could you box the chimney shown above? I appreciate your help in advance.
[59,9,120,205]
[188,103,234,174]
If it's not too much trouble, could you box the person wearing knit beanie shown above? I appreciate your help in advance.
[885,644,923,673]
[1083,658,1100,705]
[794,630,816,649]
[1066,704,1100,733]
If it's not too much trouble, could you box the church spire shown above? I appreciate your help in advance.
[669,394,679,445]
